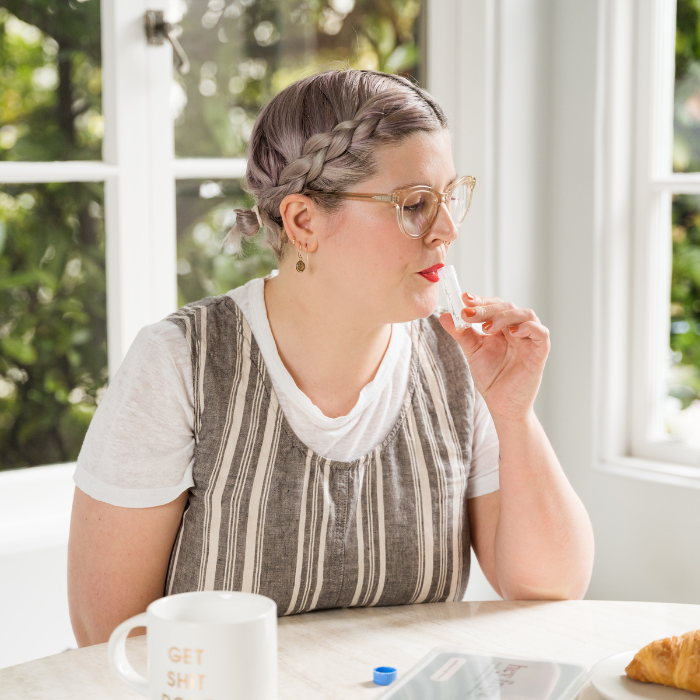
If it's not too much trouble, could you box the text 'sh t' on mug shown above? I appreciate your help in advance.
[108,591,277,700]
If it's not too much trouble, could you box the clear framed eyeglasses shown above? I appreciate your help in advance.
[308,175,475,239]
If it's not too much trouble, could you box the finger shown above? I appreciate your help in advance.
[438,312,484,358]
[482,307,539,334]
[462,294,504,307]
[462,300,517,324]
[506,320,550,346]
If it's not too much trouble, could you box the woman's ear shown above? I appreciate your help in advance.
[279,194,319,252]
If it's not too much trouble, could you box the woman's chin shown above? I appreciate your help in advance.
[418,298,440,319]
[392,289,440,323]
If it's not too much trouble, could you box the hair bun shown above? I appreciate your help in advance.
[219,207,263,254]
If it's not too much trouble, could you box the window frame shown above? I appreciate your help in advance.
[596,0,700,488]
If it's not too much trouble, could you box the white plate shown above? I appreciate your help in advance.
[590,651,697,700]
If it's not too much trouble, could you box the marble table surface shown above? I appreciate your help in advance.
[2,600,700,699]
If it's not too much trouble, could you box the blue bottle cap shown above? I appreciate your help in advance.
[373,666,398,685]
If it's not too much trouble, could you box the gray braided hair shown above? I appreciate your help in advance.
[222,68,448,260]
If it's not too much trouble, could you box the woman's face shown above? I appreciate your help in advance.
[312,128,460,325]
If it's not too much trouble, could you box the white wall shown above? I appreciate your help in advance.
[496,0,551,319]
[0,545,76,669]
[0,465,77,669]
[543,0,700,603]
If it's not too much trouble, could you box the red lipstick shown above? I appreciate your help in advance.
[418,263,444,283]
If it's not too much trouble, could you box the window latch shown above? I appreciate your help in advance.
[144,10,190,75]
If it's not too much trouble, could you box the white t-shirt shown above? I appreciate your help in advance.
[74,272,500,508]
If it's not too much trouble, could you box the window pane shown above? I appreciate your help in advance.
[0,3,102,162]
[0,183,106,471]
[176,179,276,306]
[172,0,425,158]
[666,194,700,444]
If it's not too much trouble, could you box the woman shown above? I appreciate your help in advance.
[67,69,594,646]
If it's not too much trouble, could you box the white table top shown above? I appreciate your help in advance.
[2,600,700,699]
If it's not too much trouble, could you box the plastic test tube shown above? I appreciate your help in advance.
[437,264,471,330]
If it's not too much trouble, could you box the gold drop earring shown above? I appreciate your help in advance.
[294,238,308,273]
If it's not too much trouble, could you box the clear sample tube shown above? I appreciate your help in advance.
[437,264,471,330]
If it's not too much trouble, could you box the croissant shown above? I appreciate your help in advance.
[625,629,700,694]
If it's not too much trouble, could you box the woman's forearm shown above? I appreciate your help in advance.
[491,411,594,600]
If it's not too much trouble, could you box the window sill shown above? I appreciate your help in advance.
[596,455,700,490]
[0,463,76,556]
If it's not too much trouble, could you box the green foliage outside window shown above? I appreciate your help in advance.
[0,183,106,470]
[0,2,102,162]
[671,1,700,413]
[0,0,105,471]
[670,195,700,407]
[173,0,423,158]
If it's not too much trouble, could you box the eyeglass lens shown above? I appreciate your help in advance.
[400,181,471,238]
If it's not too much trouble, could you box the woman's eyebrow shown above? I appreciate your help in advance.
[390,174,459,192]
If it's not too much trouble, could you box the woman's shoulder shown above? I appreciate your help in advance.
[121,321,194,405]
[164,293,248,343]
[167,292,240,318]
[145,319,193,364]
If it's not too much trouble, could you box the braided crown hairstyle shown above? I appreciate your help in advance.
[221,68,448,260]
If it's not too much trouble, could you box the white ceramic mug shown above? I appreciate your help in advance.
[107,591,277,700]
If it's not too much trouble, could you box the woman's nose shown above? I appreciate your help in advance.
[427,202,459,245]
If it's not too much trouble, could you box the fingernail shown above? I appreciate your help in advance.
[465,292,475,300]
[482,320,493,332]
[509,326,518,333]
[463,308,477,317]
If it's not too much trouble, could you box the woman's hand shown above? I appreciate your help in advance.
[438,295,550,421]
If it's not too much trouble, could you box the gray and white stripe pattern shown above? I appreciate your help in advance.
[164,295,474,614]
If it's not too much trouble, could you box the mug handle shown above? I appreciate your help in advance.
[107,612,149,697]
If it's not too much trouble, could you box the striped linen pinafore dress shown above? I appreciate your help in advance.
[162,294,475,615]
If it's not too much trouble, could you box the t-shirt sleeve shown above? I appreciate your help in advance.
[466,389,500,499]
[73,321,196,508]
